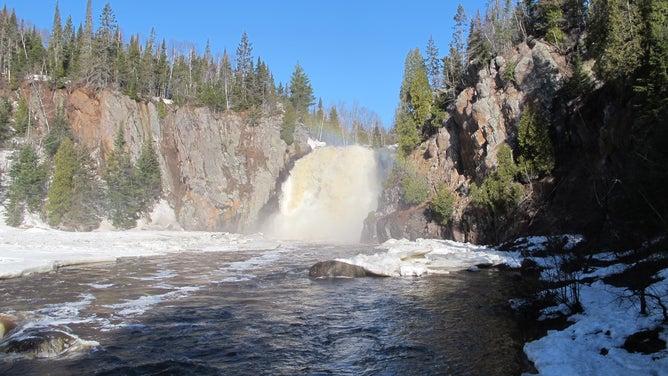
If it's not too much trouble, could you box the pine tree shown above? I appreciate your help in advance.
[43,106,72,157]
[444,5,468,98]
[467,11,493,68]
[85,2,118,89]
[395,48,432,156]
[425,35,442,90]
[234,31,253,109]
[46,138,76,226]
[430,183,457,225]
[77,0,94,84]
[67,145,103,229]
[104,126,139,229]
[588,0,644,81]
[288,62,314,121]
[0,96,11,142]
[471,144,523,218]
[136,140,162,215]
[5,145,48,226]
[47,1,64,84]
[634,0,668,120]
[281,101,297,145]
[517,106,555,179]
[61,16,77,78]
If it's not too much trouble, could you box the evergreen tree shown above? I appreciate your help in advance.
[78,0,94,84]
[288,62,315,121]
[85,2,119,89]
[430,183,457,225]
[45,138,76,226]
[281,101,297,145]
[61,16,77,77]
[634,0,668,120]
[13,96,29,136]
[588,0,644,81]
[104,126,139,229]
[425,35,442,90]
[467,11,493,68]
[444,4,468,98]
[539,0,566,46]
[517,106,555,179]
[234,31,253,109]
[0,96,12,142]
[47,1,64,84]
[395,48,431,156]
[67,145,103,229]
[471,144,523,218]
[5,145,48,226]
[136,140,162,215]
[43,106,72,157]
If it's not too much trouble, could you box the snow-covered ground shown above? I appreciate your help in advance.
[514,236,668,376]
[0,225,280,279]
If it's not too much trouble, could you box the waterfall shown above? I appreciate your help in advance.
[266,145,384,242]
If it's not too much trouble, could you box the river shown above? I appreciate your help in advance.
[0,242,525,375]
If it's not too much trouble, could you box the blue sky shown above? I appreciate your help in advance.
[5,0,488,128]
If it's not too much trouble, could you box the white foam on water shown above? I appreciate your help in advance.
[102,286,201,318]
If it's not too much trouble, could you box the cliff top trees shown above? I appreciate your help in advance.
[288,62,315,121]
[395,48,432,157]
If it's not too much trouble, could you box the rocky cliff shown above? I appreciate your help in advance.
[33,87,301,232]
[371,39,575,244]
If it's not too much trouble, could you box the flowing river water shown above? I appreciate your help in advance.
[0,243,526,375]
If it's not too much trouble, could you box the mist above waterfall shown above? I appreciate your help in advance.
[266,145,384,242]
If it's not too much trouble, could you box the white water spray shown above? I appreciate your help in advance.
[267,145,382,242]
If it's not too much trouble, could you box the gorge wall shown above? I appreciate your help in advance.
[371,39,575,244]
[35,87,303,232]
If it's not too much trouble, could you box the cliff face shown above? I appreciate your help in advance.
[372,39,571,244]
[56,88,292,231]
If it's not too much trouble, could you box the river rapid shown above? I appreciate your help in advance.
[0,242,525,375]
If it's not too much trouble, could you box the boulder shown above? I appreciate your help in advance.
[309,260,386,279]
[0,316,16,339]
[1,329,93,358]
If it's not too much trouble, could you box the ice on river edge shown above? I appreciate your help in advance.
[339,238,520,277]
[0,221,517,279]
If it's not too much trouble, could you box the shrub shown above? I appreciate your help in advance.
[401,170,430,207]
[471,144,523,217]
[430,183,456,225]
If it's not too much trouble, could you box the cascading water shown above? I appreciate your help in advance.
[266,145,383,242]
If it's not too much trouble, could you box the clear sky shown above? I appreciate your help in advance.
[5,0,488,128]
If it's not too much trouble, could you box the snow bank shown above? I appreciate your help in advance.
[524,277,668,376]
[0,224,280,279]
[518,235,668,376]
[339,238,521,277]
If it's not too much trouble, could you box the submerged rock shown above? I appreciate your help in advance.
[1,329,95,358]
[309,260,386,279]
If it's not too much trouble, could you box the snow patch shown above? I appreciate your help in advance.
[339,238,520,277]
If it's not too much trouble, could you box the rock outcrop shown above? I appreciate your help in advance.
[371,40,569,243]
